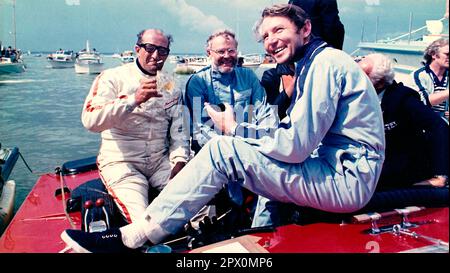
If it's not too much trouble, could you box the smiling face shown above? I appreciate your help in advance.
[259,16,311,64]
[207,35,238,74]
[134,30,169,75]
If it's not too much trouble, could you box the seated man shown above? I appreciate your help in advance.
[61,4,385,253]
[358,53,449,189]
[184,29,277,213]
[262,0,346,120]
[184,29,275,154]
[80,29,190,223]
[406,38,449,123]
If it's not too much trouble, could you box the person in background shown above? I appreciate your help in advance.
[260,62,295,120]
[237,56,244,67]
[60,4,384,252]
[359,53,448,189]
[288,0,345,50]
[80,29,190,224]
[407,38,449,123]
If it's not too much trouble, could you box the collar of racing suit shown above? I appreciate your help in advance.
[135,58,158,77]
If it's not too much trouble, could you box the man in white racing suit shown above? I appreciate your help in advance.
[81,29,190,223]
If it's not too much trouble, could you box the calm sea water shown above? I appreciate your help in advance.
[0,55,197,212]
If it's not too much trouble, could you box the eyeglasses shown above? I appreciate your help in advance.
[210,48,237,57]
[138,43,170,56]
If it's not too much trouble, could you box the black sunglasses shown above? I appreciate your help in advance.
[138,43,170,56]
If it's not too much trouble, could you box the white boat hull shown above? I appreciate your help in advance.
[48,60,75,69]
[357,42,425,71]
[173,64,196,75]
[0,180,15,232]
[75,61,104,74]
[120,56,135,64]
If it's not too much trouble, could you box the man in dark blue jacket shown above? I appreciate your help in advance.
[359,53,448,189]
[289,0,345,50]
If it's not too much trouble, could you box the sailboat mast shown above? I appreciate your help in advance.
[12,0,17,49]
[235,7,240,43]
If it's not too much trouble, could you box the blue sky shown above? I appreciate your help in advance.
[0,0,447,54]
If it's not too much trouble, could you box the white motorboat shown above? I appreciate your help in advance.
[183,56,210,72]
[173,55,209,75]
[47,50,76,69]
[239,53,262,70]
[119,50,135,64]
[75,40,104,74]
[354,3,449,82]
[168,55,183,64]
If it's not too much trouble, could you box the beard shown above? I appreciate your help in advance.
[216,57,237,73]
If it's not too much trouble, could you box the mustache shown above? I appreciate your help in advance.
[219,58,237,66]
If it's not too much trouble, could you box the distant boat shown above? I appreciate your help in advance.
[239,53,262,70]
[173,55,209,75]
[184,56,210,72]
[258,54,277,69]
[119,50,135,64]
[0,0,25,74]
[75,40,104,74]
[168,55,183,64]
[173,63,196,75]
[0,57,26,74]
[47,50,76,69]
[354,5,449,82]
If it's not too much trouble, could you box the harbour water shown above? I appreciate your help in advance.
[0,55,193,212]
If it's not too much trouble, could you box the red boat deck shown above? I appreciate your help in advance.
[0,168,448,253]
[251,207,448,253]
[0,170,96,253]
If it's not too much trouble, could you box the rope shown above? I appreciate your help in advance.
[18,151,50,176]
[19,151,75,228]
[17,151,78,251]
[18,152,34,173]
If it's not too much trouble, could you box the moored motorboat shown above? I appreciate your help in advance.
[47,49,76,69]
[239,53,262,70]
[354,5,449,82]
[119,50,136,64]
[75,40,104,74]
[182,56,210,72]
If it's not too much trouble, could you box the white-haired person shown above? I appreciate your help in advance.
[358,53,448,189]
[406,38,449,122]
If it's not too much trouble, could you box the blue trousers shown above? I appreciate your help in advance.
[142,136,382,243]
